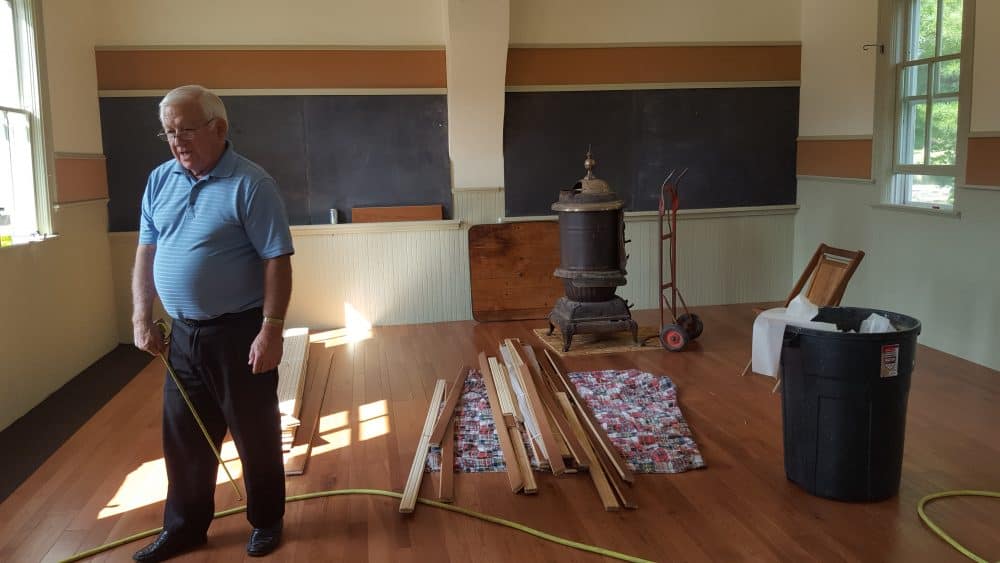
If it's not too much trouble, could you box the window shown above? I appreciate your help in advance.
[1,0,49,244]
[876,0,974,210]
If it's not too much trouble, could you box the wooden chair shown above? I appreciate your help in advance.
[741,243,866,380]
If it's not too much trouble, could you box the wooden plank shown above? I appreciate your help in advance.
[476,352,524,493]
[509,426,538,494]
[351,204,443,223]
[277,328,311,431]
[437,416,455,503]
[542,348,634,483]
[504,340,566,476]
[488,356,516,417]
[399,379,447,513]
[522,345,588,468]
[556,392,620,511]
[429,367,471,446]
[283,341,334,476]
[468,221,562,322]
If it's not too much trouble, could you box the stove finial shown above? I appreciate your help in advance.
[584,145,595,179]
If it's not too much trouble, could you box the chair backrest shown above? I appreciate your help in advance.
[784,244,865,307]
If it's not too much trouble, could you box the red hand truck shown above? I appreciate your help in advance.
[642,169,703,351]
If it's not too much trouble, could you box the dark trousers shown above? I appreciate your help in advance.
[162,307,285,538]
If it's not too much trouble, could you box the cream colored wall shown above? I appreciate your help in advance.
[970,0,999,131]
[110,223,470,341]
[0,0,119,431]
[92,0,445,46]
[795,0,1000,370]
[798,0,877,136]
[795,180,1000,370]
[510,0,800,44]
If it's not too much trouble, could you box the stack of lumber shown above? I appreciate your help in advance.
[399,339,636,514]
[277,328,310,452]
[282,332,336,476]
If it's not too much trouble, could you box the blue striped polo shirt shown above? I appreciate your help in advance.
[139,143,295,321]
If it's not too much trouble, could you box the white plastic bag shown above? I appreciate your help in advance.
[860,313,894,333]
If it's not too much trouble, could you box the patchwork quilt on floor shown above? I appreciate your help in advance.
[426,369,510,472]
[567,369,705,473]
[426,368,704,474]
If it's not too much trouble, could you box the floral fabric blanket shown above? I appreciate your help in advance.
[567,369,705,473]
[426,368,704,474]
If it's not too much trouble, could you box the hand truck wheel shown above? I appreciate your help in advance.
[660,324,689,352]
[677,313,703,340]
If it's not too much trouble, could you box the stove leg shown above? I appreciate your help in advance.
[630,323,638,345]
[562,327,574,352]
[547,321,555,336]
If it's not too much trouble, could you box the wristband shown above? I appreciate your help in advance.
[263,316,285,327]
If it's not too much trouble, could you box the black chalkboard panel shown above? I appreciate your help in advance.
[100,95,450,231]
[503,87,799,216]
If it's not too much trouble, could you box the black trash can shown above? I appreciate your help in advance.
[780,307,921,502]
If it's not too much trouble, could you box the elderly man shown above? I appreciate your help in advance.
[131,85,293,561]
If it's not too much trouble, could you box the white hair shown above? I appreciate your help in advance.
[159,85,228,123]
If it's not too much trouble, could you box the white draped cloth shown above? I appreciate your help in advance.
[751,296,839,378]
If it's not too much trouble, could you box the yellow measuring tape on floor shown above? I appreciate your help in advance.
[60,488,655,563]
[917,490,1000,563]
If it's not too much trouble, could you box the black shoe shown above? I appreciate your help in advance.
[132,530,207,562]
[247,521,282,557]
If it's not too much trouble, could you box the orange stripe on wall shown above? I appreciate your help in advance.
[966,137,1000,187]
[96,50,447,90]
[54,157,108,203]
[796,139,872,180]
[506,45,800,86]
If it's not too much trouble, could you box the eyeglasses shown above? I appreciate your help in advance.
[156,118,216,143]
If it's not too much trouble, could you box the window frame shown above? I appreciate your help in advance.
[1,0,53,240]
[874,0,976,212]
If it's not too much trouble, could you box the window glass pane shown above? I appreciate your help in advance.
[899,174,954,206]
[940,0,963,56]
[6,110,36,236]
[902,63,929,96]
[910,0,938,60]
[935,59,960,94]
[0,0,19,108]
[898,100,927,165]
[929,98,958,165]
[0,112,14,214]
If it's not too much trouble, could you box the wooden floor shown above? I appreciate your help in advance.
[1,304,998,562]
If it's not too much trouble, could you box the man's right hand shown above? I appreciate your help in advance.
[134,320,166,356]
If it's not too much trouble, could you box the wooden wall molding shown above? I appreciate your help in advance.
[54,155,108,204]
[96,49,447,90]
[965,137,1000,187]
[506,45,800,86]
[796,138,873,180]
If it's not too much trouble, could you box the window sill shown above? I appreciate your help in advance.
[0,234,61,250]
[870,203,961,219]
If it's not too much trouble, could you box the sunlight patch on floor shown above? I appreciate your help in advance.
[311,410,352,455]
[98,447,243,519]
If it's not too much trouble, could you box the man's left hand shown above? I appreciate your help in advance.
[249,324,284,374]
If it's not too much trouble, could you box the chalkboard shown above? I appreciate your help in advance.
[503,87,799,216]
[100,95,451,231]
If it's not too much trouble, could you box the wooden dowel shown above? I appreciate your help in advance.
[400,379,447,513]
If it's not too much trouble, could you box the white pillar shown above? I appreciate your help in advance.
[443,0,509,191]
